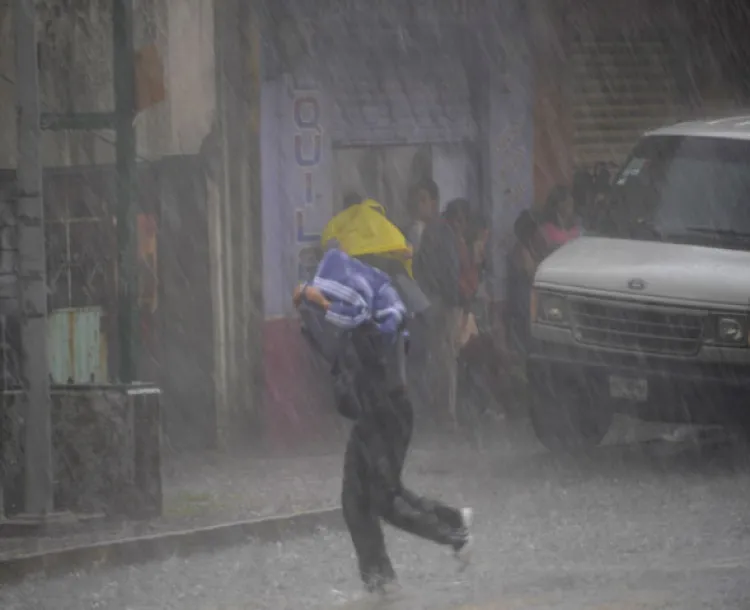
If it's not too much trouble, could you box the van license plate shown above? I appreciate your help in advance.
[609,376,648,402]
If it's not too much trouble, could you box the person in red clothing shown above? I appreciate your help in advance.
[540,185,582,251]
[456,220,479,304]
[442,198,477,301]
[450,201,482,353]
[457,213,506,422]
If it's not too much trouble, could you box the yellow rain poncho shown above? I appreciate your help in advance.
[320,199,414,276]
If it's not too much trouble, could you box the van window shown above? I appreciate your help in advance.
[598,135,750,247]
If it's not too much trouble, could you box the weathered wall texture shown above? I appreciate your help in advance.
[1,386,161,517]
[0,0,262,450]
[0,0,216,168]
[530,0,573,203]
[476,3,534,301]
[529,0,750,204]
[207,0,263,447]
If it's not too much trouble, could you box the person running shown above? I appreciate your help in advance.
[293,246,473,594]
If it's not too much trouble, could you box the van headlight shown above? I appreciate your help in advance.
[711,314,748,347]
[533,291,570,327]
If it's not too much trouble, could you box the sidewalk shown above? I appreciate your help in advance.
[0,446,344,562]
[0,417,526,563]
[0,412,681,565]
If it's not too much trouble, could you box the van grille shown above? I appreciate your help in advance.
[569,299,704,356]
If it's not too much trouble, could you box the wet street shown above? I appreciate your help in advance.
[2,419,750,609]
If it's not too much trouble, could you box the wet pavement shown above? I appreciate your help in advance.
[1,416,749,609]
[0,418,517,560]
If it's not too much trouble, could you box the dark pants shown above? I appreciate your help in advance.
[339,330,465,589]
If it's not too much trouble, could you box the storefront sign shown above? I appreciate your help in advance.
[294,92,323,245]
[293,89,327,282]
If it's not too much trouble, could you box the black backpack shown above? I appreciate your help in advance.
[298,302,362,420]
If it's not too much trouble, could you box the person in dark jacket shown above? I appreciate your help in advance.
[294,248,473,594]
[343,191,364,210]
[506,209,548,354]
[406,178,440,254]
[413,199,470,307]
[413,198,473,425]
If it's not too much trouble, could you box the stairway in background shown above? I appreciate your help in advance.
[568,33,685,169]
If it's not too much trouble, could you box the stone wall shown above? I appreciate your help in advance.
[0,385,161,518]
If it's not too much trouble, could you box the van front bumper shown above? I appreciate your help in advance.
[527,333,750,426]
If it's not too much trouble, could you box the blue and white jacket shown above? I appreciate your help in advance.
[304,248,407,335]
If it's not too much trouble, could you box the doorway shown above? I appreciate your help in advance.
[331,142,477,232]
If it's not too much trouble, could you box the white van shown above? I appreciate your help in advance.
[528,116,750,451]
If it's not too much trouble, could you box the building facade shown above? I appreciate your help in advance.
[531,0,750,203]
[260,0,750,447]
[0,0,263,450]
[11,0,744,450]
[259,0,534,446]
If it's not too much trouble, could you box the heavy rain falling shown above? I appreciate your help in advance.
[2,0,750,608]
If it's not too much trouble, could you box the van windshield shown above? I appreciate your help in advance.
[596,135,750,248]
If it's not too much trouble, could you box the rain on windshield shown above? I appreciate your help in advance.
[598,135,750,244]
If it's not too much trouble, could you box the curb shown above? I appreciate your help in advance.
[0,507,344,585]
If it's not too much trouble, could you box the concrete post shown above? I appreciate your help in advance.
[210,0,264,447]
[14,0,53,516]
[244,0,264,441]
[113,0,138,384]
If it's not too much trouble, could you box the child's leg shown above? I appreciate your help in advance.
[371,388,468,549]
[341,411,395,590]
[353,331,472,555]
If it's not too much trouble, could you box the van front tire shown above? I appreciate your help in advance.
[528,369,612,453]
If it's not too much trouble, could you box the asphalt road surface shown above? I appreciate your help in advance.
[2,421,750,609]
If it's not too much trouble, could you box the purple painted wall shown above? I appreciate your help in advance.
[485,61,535,301]
[261,3,534,317]
[262,75,334,320]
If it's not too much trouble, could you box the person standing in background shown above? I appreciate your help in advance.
[463,212,491,344]
[343,191,364,210]
[539,185,582,251]
[455,213,500,422]
[414,198,474,426]
[506,209,549,355]
[405,178,440,254]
